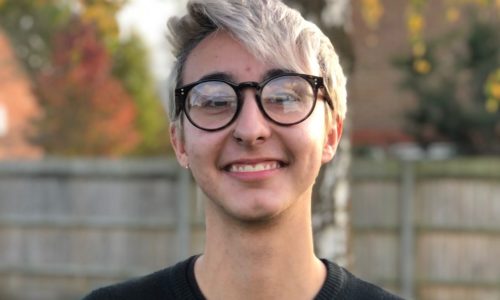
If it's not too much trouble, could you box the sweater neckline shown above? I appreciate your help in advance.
[184,255,345,300]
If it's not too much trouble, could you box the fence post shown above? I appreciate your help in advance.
[400,160,415,299]
[177,167,191,261]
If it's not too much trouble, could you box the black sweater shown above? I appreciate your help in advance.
[83,256,404,300]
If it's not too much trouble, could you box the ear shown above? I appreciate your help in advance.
[322,116,343,164]
[170,124,189,168]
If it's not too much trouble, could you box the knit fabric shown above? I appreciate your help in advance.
[82,256,404,300]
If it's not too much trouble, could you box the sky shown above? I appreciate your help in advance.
[116,0,186,81]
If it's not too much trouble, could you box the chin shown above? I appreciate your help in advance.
[224,200,290,225]
[204,190,296,225]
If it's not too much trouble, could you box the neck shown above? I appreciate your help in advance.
[195,192,326,300]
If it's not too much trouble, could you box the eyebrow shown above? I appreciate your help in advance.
[198,72,234,82]
[196,68,296,84]
[262,68,295,81]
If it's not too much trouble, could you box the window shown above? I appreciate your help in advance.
[0,103,8,137]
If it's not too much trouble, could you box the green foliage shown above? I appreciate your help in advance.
[395,14,500,155]
[0,0,72,75]
[112,33,171,156]
[0,0,172,157]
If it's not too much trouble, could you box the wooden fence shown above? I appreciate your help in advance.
[0,159,204,300]
[350,158,500,300]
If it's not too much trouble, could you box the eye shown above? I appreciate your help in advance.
[200,96,236,108]
[187,81,236,111]
[265,93,301,105]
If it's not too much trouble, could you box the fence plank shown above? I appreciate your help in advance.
[351,158,500,299]
[0,159,201,300]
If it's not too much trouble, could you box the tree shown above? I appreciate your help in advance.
[112,33,171,156]
[0,0,72,75]
[32,18,139,156]
[1,0,172,156]
[284,0,353,265]
[359,0,499,154]
[394,12,500,154]
[79,0,126,52]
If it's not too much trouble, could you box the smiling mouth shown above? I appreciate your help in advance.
[226,161,284,173]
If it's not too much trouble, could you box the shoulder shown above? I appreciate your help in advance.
[81,256,195,300]
[319,259,405,300]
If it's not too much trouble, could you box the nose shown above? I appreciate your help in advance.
[232,90,271,146]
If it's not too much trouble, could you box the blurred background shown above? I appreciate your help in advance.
[0,0,499,299]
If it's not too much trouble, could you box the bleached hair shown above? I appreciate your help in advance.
[165,0,347,127]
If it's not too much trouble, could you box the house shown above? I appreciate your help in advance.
[349,0,417,150]
[0,30,42,159]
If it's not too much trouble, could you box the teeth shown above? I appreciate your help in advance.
[229,162,280,173]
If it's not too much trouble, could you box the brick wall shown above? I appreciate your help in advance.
[349,0,455,148]
[0,31,42,159]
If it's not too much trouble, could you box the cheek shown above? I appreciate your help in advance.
[185,138,207,166]
[305,110,329,145]
[184,141,214,190]
[288,126,326,167]
[183,129,225,169]
[299,112,331,167]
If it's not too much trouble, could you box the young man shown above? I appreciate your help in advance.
[84,1,403,299]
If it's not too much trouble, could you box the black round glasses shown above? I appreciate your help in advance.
[174,72,334,131]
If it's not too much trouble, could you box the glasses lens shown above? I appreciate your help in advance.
[261,76,315,124]
[186,81,237,130]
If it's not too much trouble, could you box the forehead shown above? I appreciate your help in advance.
[182,31,273,85]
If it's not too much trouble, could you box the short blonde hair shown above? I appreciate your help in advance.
[165,0,347,127]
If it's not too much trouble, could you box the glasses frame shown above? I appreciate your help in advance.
[174,72,334,132]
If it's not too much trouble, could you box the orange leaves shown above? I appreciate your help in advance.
[52,19,110,82]
[34,19,139,156]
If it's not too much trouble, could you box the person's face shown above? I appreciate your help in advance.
[171,31,342,223]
